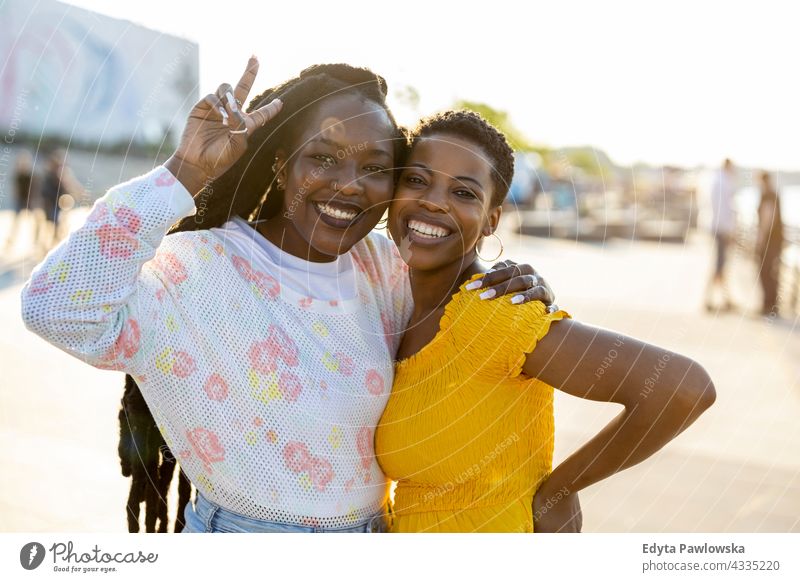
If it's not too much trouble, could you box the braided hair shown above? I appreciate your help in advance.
[117,64,405,532]
[409,109,515,207]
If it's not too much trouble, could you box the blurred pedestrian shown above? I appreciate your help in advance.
[39,150,83,250]
[704,158,737,312]
[756,170,783,316]
[3,150,42,254]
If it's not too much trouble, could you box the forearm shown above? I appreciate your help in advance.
[525,320,716,496]
[20,166,196,365]
[542,374,714,495]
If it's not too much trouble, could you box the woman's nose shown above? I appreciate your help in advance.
[334,162,364,196]
[417,186,449,213]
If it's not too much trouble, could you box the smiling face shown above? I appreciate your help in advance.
[388,133,502,271]
[268,93,397,261]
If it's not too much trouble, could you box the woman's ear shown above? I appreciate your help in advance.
[273,148,288,190]
[483,205,503,236]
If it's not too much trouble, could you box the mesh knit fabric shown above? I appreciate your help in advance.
[21,167,413,527]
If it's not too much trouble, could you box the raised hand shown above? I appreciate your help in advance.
[166,56,283,194]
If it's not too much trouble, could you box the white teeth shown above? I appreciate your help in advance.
[408,219,451,239]
[316,202,358,221]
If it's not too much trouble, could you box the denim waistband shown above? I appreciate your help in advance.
[183,491,391,533]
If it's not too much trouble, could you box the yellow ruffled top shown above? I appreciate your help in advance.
[375,273,570,532]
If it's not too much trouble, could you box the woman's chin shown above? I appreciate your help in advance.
[308,232,363,259]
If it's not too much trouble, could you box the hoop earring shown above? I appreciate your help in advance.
[475,232,503,262]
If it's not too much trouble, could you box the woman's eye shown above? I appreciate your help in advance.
[454,189,477,199]
[364,165,389,174]
[405,175,425,185]
[312,154,336,165]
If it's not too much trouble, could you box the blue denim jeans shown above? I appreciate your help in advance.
[182,492,390,533]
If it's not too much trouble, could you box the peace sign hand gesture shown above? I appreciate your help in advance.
[165,56,283,194]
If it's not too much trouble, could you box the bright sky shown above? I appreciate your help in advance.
[63,0,800,170]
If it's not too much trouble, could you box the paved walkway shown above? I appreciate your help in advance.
[1,212,798,532]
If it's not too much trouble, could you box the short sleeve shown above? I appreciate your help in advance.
[443,276,570,379]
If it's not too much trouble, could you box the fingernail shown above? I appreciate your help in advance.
[273,98,283,108]
[465,280,482,291]
[511,294,525,304]
[479,289,496,300]
[226,91,238,112]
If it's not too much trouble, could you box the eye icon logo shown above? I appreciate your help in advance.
[20,542,46,570]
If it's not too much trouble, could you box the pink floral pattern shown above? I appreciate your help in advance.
[28,271,53,295]
[172,350,196,377]
[336,352,355,376]
[268,325,299,367]
[252,271,280,299]
[152,252,188,285]
[231,255,280,299]
[97,224,139,259]
[356,427,373,469]
[114,206,142,234]
[279,371,303,402]
[308,457,334,491]
[365,369,384,395]
[283,441,311,473]
[283,442,335,492]
[154,171,176,187]
[249,325,299,376]
[86,203,108,223]
[186,427,225,473]
[380,311,393,337]
[204,373,229,401]
[249,339,278,374]
[232,255,255,280]
[114,318,141,359]
[351,253,378,286]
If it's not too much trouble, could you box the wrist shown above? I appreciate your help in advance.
[164,154,209,196]
[536,470,575,499]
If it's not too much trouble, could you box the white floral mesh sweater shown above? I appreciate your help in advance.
[20,167,412,528]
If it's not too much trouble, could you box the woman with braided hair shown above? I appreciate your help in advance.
[21,58,553,533]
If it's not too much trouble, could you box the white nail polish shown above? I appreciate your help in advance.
[226,91,238,112]
[218,107,229,126]
[465,280,482,291]
[479,289,496,300]
[511,295,524,304]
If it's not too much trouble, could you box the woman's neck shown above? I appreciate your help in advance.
[253,216,337,263]
[408,253,485,316]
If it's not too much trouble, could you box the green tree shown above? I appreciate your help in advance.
[452,99,540,153]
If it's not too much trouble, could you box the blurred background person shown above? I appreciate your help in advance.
[704,158,737,312]
[756,170,784,316]
[3,150,42,254]
[39,149,84,251]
